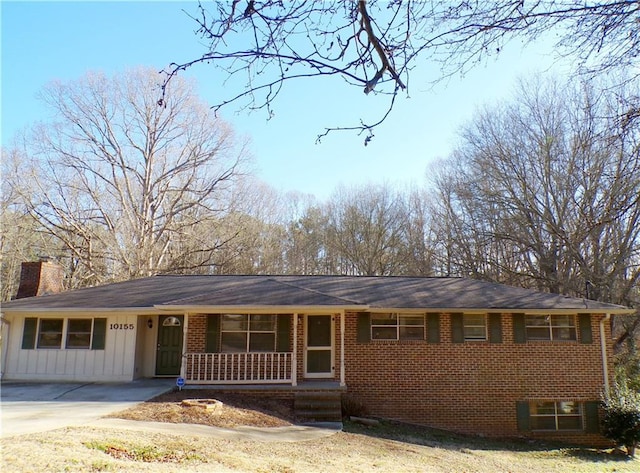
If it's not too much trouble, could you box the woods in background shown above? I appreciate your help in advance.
[2,70,638,360]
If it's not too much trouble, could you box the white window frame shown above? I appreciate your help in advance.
[463,314,487,341]
[371,313,425,341]
[525,315,577,341]
[65,318,93,349]
[35,318,96,350]
[37,318,64,349]
[220,314,277,352]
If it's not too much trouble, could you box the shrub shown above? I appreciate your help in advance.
[601,380,640,457]
[341,394,368,419]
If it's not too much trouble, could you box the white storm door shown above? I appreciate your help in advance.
[304,315,334,378]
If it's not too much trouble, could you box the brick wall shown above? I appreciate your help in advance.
[344,311,612,446]
[184,310,612,446]
[186,314,207,352]
[16,261,64,299]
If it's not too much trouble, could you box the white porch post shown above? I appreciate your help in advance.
[340,310,345,387]
[292,313,298,386]
[180,313,189,380]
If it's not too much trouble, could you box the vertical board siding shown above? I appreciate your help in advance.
[5,314,138,382]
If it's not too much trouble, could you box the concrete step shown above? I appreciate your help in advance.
[294,391,342,423]
[295,409,342,422]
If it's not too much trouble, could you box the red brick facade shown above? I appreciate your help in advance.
[184,311,612,446]
[343,311,611,446]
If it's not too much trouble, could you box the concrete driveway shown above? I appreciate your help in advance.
[0,378,173,438]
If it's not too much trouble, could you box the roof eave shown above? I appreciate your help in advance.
[155,304,369,313]
[0,307,160,315]
[1,305,632,315]
[365,307,634,314]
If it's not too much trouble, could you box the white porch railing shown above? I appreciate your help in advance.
[185,352,293,384]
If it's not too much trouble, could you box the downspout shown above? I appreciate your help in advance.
[180,313,189,382]
[600,313,611,396]
[340,310,345,387]
[0,314,9,380]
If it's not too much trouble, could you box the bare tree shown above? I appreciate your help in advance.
[209,178,289,274]
[431,75,640,345]
[402,186,437,276]
[166,1,640,140]
[325,183,413,276]
[0,148,62,300]
[7,67,249,287]
[284,205,332,275]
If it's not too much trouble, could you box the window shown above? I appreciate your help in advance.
[371,313,424,340]
[220,314,276,352]
[525,315,576,341]
[66,319,93,348]
[530,401,583,431]
[463,314,487,341]
[37,319,64,348]
[22,318,107,350]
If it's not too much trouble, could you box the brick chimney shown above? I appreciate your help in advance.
[15,260,64,299]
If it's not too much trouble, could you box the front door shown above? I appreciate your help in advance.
[156,315,183,376]
[305,315,334,378]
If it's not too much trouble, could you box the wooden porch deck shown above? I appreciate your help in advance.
[178,380,346,392]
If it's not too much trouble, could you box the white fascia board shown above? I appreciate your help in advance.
[366,307,635,315]
[155,304,369,314]
[0,308,159,316]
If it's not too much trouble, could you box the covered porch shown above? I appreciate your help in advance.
[177,311,348,387]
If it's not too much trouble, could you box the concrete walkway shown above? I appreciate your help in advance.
[1,380,342,441]
[1,378,174,438]
[89,418,342,442]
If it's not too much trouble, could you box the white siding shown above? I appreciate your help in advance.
[3,314,140,382]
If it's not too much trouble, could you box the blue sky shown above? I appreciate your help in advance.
[1,1,565,201]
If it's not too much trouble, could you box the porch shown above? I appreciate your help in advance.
[184,352,294,384]
[179,312,347,387]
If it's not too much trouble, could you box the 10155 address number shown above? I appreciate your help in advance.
[109,323,135,330]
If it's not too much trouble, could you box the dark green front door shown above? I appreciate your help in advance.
[156,315,184,376]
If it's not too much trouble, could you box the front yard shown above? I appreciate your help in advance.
[2,417,639,472]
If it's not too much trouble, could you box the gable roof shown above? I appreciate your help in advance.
[1,275,632,314]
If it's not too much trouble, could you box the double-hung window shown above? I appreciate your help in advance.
[37,319,64,348]
[371,313,424,341]
[23,317,106,350]
[463,314,487,341]
[525,315,576,341]
[220,314,276,352]
[530,401,583,431]
[66,319,93,348]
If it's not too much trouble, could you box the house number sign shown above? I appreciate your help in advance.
[109,323,135,330]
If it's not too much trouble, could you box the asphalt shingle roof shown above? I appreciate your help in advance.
[1,275,631,313]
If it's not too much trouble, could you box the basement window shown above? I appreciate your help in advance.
[530,401,583,431]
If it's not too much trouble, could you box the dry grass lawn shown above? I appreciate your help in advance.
[2,390,639,472]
